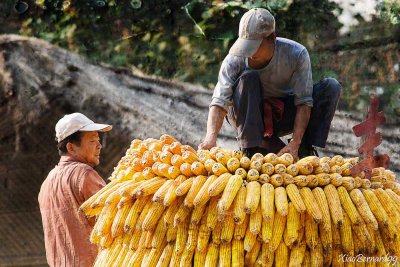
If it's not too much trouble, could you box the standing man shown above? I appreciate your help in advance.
[38,113,112,267]
[199,8,341,160]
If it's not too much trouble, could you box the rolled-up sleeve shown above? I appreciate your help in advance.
[79,170,106,201]
[290,48,313,107]
[210,55,244,112]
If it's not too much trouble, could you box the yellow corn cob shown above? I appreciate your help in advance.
[134,201,154,231]
[193,249,207,267]
[219,243,232,267]
[152,162,163,176]
[286,164,299,176]
[212,221,223,245]
[217,175,243,215]
[385,188,400,211]
[261,162,275,175]
[134,177,166,197]
[234,168,247,179]
[179,162,193,177]
[249,205,262,235]
[259,174,270,184]
[313,162,330,174]
[216,151,230,166]
[269,212,287,252]
[293,175,308,187]
[340,162,353,176]
[166,223,178,243]
[261,215,274,243]
[111,203,132,238]
[197,213,211,252]
[232,239,245,267]
[330,173,343,187]
[305,212,318,250]
[371,181,384,189]
[330,165,342,174]
[270,174,283,187]
[233,186,247,224]
[286,183,306,213]
[320,223,333,253]
[129,229,142,251]
[234,214,249,240]
[197,149,211,163]
[173,202,191,228]
[190,204,207,225]
[330,155,344,166]
[349,189,378,230]
[243,227,257,252]
[296,162,313,175]
[156,243,174,267]
[191,161,207,176]
[312,187,331,231]
[274,163,287,174]
[152,213,168,249]
[96,205,118,236]
[84,180,119,209]
[184,175,207,208]
[300,187,322,223]
[246,169,260,181]
[171,154,184,168]
[103,242,123,266]
[341,176,355,191]
[104,182,128,206]
[227,157,241,173]
[212,162,229,176]
[274,241,289,267]
[245,240,261,267]
[288,241,306,267]
[208,173,232,197]
[282,173,294,185]
[152,179,174,203]
[310,238,324,267]
[163,175,186,206]
[278,152,294,166]
[142,202,165,231]
[167,166,180,179]
[244,181,261,214]
[165,141,180,155]
[175,216,189,254]
[306,174,318,188]
[132,157,145,172]
[175,177,193,196]
[286,202,300,247]
[180,249,195,266]
[193,174,218,207]
[374,188,400,225]
[260,183,275,221]
[204,158,217,173]
[250,159,263,172]
[264,153,279,165]
[160,134,177,145]
[231,149,243,159]
[331,223,341,249]
[249,152,263,162]
[221,212,235,243]
[302,250,311,267]
[182,151,199,164]
[261,243,274,267]
[181,144,197,154]
[298,155,320,167]
[275,186,289,216]
[159,151,173,165]
[316,173,331,186]
[337,186,363,225]
[384,170,396,182]
[240,156,251,169]
[340,211,354,255]
[142,167,156,180]
[207,197,219,230]
[204,243,219,266]
[168,248,182,267]
[158,163,173,178]
[164,197,183,227]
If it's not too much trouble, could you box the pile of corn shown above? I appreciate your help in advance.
[80,135,400,267]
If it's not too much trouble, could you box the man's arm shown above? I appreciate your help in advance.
[198,106,227,150]
[278,104,311,160]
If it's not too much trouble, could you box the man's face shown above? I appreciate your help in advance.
[71,131,102,167]
[251,38,272,60]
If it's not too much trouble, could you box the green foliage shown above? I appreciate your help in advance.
[1,0,399,116]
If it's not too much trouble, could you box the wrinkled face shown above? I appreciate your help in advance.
[70,131,102,167]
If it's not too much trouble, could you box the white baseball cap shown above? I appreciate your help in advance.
[55,113,112,143]
[229,8,275,57]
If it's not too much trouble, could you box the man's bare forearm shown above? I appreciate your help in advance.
[291,104,312,146]
[206,106,227,139]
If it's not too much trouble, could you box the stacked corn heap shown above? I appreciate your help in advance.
[80,134,400,267]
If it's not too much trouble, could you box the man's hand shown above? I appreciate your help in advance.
[278,140,300,162]
[198,135,217,150]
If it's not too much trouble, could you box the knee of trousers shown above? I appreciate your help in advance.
[320,77,342,98]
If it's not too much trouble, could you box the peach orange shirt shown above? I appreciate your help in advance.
[38,156,106,267]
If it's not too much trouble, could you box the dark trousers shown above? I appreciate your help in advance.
[227,70,341,149]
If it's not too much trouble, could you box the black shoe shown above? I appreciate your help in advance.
[241,147,270,158]
[298,144,319,158]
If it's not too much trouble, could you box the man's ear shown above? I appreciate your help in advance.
[66,142,75,154]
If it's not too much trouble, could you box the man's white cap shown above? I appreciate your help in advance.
[229,8,275,57]
[55,112,112,143]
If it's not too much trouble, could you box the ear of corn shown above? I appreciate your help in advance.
[82,135,400,266]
